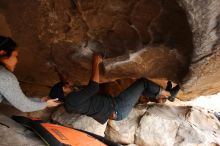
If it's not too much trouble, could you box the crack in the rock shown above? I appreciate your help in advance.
[74,1,91,40]
[129,0,141,25]
[0,122,10,128]
[128,0,144,48]
[191,52,213,64]
[109,0,141,36]
[184,106,192,120]
[130,24,144,50]
[71,0,77,9]
[147,0,164,45]
[128,0,164,46]
[173,125,183,145]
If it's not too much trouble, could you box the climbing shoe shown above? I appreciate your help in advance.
[167,85,180,102]
[166,81,172,91]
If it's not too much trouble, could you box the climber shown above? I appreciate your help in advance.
[0,36,61,112]
[49,54,180,124]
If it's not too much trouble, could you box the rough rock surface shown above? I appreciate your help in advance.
[51,106,107,137]
[104,104,220,146]
[0,0,195,99]
[0,113,45,146]
[1,0,220,99]
[1,0,220,144]
[105,108,146,144]
[51,104,220,146]
[0,0,220,101]
[177,0,220,99]
[1,104,218,146]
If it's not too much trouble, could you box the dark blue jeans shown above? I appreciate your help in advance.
[64,78,161,122]
[114,78,160,120]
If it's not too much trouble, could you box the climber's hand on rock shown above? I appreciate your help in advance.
[93,53,103,65]
[46,98,62,108]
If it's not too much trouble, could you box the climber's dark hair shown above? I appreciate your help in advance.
[0,36,17,59]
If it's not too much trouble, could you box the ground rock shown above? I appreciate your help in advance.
[0,113,45,146]
[105,106,146,144]
[105,104,220,146]
[51,106,107,136]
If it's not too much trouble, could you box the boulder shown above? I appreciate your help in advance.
[105,106,146,144]
[177,0,220,99]
[0,113,45,146]
[50,103,220,146]
[51,106,107,136]
[0,0,195,99]
[105,104,220,146]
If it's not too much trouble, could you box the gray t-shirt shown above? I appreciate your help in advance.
[0,65,47,112]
